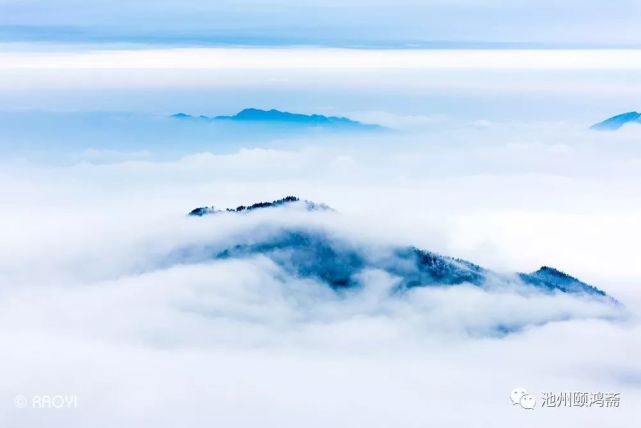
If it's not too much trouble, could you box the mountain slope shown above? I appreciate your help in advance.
[591,111,641,131]
[184,197,613,300]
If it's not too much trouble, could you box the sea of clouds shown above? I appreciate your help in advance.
[1,112,641,427]
[1,46,641,425]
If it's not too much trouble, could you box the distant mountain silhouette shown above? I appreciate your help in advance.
[172,108,383,130]
[185,196,613,301]
[591,111,641,131]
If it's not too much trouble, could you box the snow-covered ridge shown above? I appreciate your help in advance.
[188,196,330,216]
[186,196,613,301]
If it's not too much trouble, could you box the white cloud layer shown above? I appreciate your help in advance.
[1,48,641,426]
[4,48,641,70]
[1,116,641,426]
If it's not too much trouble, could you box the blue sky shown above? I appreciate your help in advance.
[1,0,641,47]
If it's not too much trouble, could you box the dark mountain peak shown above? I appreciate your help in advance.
[188,196,331,216]
[519,265,606,297]
[533,266,572,278]
[188,206,217,216]
[591,111,641,131]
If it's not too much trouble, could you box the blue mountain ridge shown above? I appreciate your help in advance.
[185,197,612,300]
[591,111,641,131]
[172,108,383,130]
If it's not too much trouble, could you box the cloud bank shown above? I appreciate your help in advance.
[1,49,641,426]
[1,120,641,426]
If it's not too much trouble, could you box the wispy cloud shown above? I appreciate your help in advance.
[1,0,641,47]
[3,48,641,70]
